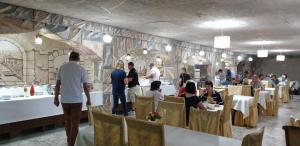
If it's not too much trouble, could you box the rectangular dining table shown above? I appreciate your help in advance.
[75,124,242,146]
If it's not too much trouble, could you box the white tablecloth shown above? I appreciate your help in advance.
[278,85,284,99]
[0,92,103,125]
[232,95,254,118]
[265,88,275,96]
[75,125,241,146]
[160,85,177,96]
[259,91,270,109]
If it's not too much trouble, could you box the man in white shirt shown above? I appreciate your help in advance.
[54,51,91,146]
[145,63,160,83]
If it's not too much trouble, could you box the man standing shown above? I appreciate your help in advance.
[54,51,91,146]
[111,60,128,116]
[127,62,142,111]
[145,63,160,83]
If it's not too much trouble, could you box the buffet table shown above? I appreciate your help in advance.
[0,91,103,135]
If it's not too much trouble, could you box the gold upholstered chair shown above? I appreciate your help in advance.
[87,104,112,125]
[126,117,165,146]
[228,85,243,96]
[157,101,186,128]
[265,86,279,116]
[92,111,125,146]
[283,126,300,146]
[290,115,300,127]
[219,95,233,137]
[135,95,154,120]
[164,96,184,103]
[242,85,252,96]
[189,107,221,135]
[282,80,290,103]
[241,127,265,146]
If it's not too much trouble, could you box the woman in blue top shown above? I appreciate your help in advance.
[200,81,224,105]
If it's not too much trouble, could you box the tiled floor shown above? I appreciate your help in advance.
[1,96,299,146]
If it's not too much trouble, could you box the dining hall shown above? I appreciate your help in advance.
[0,1,299,146]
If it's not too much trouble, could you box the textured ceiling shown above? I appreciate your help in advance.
[1,0,300,54]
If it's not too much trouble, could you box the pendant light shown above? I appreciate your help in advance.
[257,44,268,58]
[248,57,253,62]
[35,35,43,45]
[276,54,285,61]
[103,34,113,43]
[214,28,230,48]
[165,45,172,52]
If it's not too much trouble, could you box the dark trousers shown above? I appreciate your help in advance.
[112,92,128,116]
[62,103,82,146]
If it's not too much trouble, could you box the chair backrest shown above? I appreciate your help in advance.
[221,95,233,123]
[141,86,151,96]
[252,89,261,107]
[157,101,186,128]
[135,95,154,120]
[261,80,269,88]
[242,127,265,146]
[242,85,252,96]
[198,88,205,96]
[289,115,300,127]
[87,104,112,125]
[189,108,221,135]
[164,96,185,103]
[92,111,125,146]
[126,117,165,146]
[283,126,300,146]
[228,86,243,96]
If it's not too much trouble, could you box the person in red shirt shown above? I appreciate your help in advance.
[178,80,197,97]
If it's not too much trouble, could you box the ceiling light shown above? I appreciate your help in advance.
[220,58,224,62]
[270,49,294,53]
[246,40,280,45]
[156,56,162,62]
[35,35,43,45]
[103,34,113,43]
[225,62,229,66]
[165,45,172,52]
[192,55,196,59]
[199,19,247,29]
[126,54,131,60]
[214,36,230,48]
[182,59,187,64]
[257,50,268,58]
[248,57,253,62]
[237,55,242,61]
[222,53,227,58]
[276,54,285,61]
[199,60,203,65]
[199,50,205,56]
[216,62,219,66]
[143,49,148,55]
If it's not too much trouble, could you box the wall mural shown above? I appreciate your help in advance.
[0,40,23,84]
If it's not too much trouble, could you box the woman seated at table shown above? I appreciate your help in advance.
[146,81,164,110]
[232,75,242,85]
[180,82,206,125]
[177,80,197,97]
[200,81,224,105]
[251,74,262,96]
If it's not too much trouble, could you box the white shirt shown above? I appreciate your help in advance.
[146,90,164,110]
[150,67,160,83]
[57,61,87,103]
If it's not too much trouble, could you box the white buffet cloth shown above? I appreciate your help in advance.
[0,91,103,125]
[75,125,241,146]
[265,88,275,96]
[258,91,270,109]
[232,95,254,118]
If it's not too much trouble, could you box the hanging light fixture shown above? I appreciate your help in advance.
[248,57,253,62]
[35,35,43,45]
[192,55,196,59]
[237,55,242,61]
[182,59,187,64]
[225,62,229,66]
[216,62,219,66]
[126,54,131,61]
[222,53,227,58]
[103,34,113,43]
[199,60,203,65]
[276,54,285,61]
[214,36,230,48]
[257,44,268,58]
[199,50,205,56]
[143,49,148,55]
[156,56,162,63]
[220,58,224,62]
[165,45,172,52]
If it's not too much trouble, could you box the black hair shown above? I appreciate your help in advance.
[185,82,196,94]
[205,80,214,88]
[69,51,80,61]
[218,69,223,72]
[128,62,134,66]
[150,81,161,91]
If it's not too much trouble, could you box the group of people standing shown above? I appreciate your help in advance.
[110,61,162,116]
